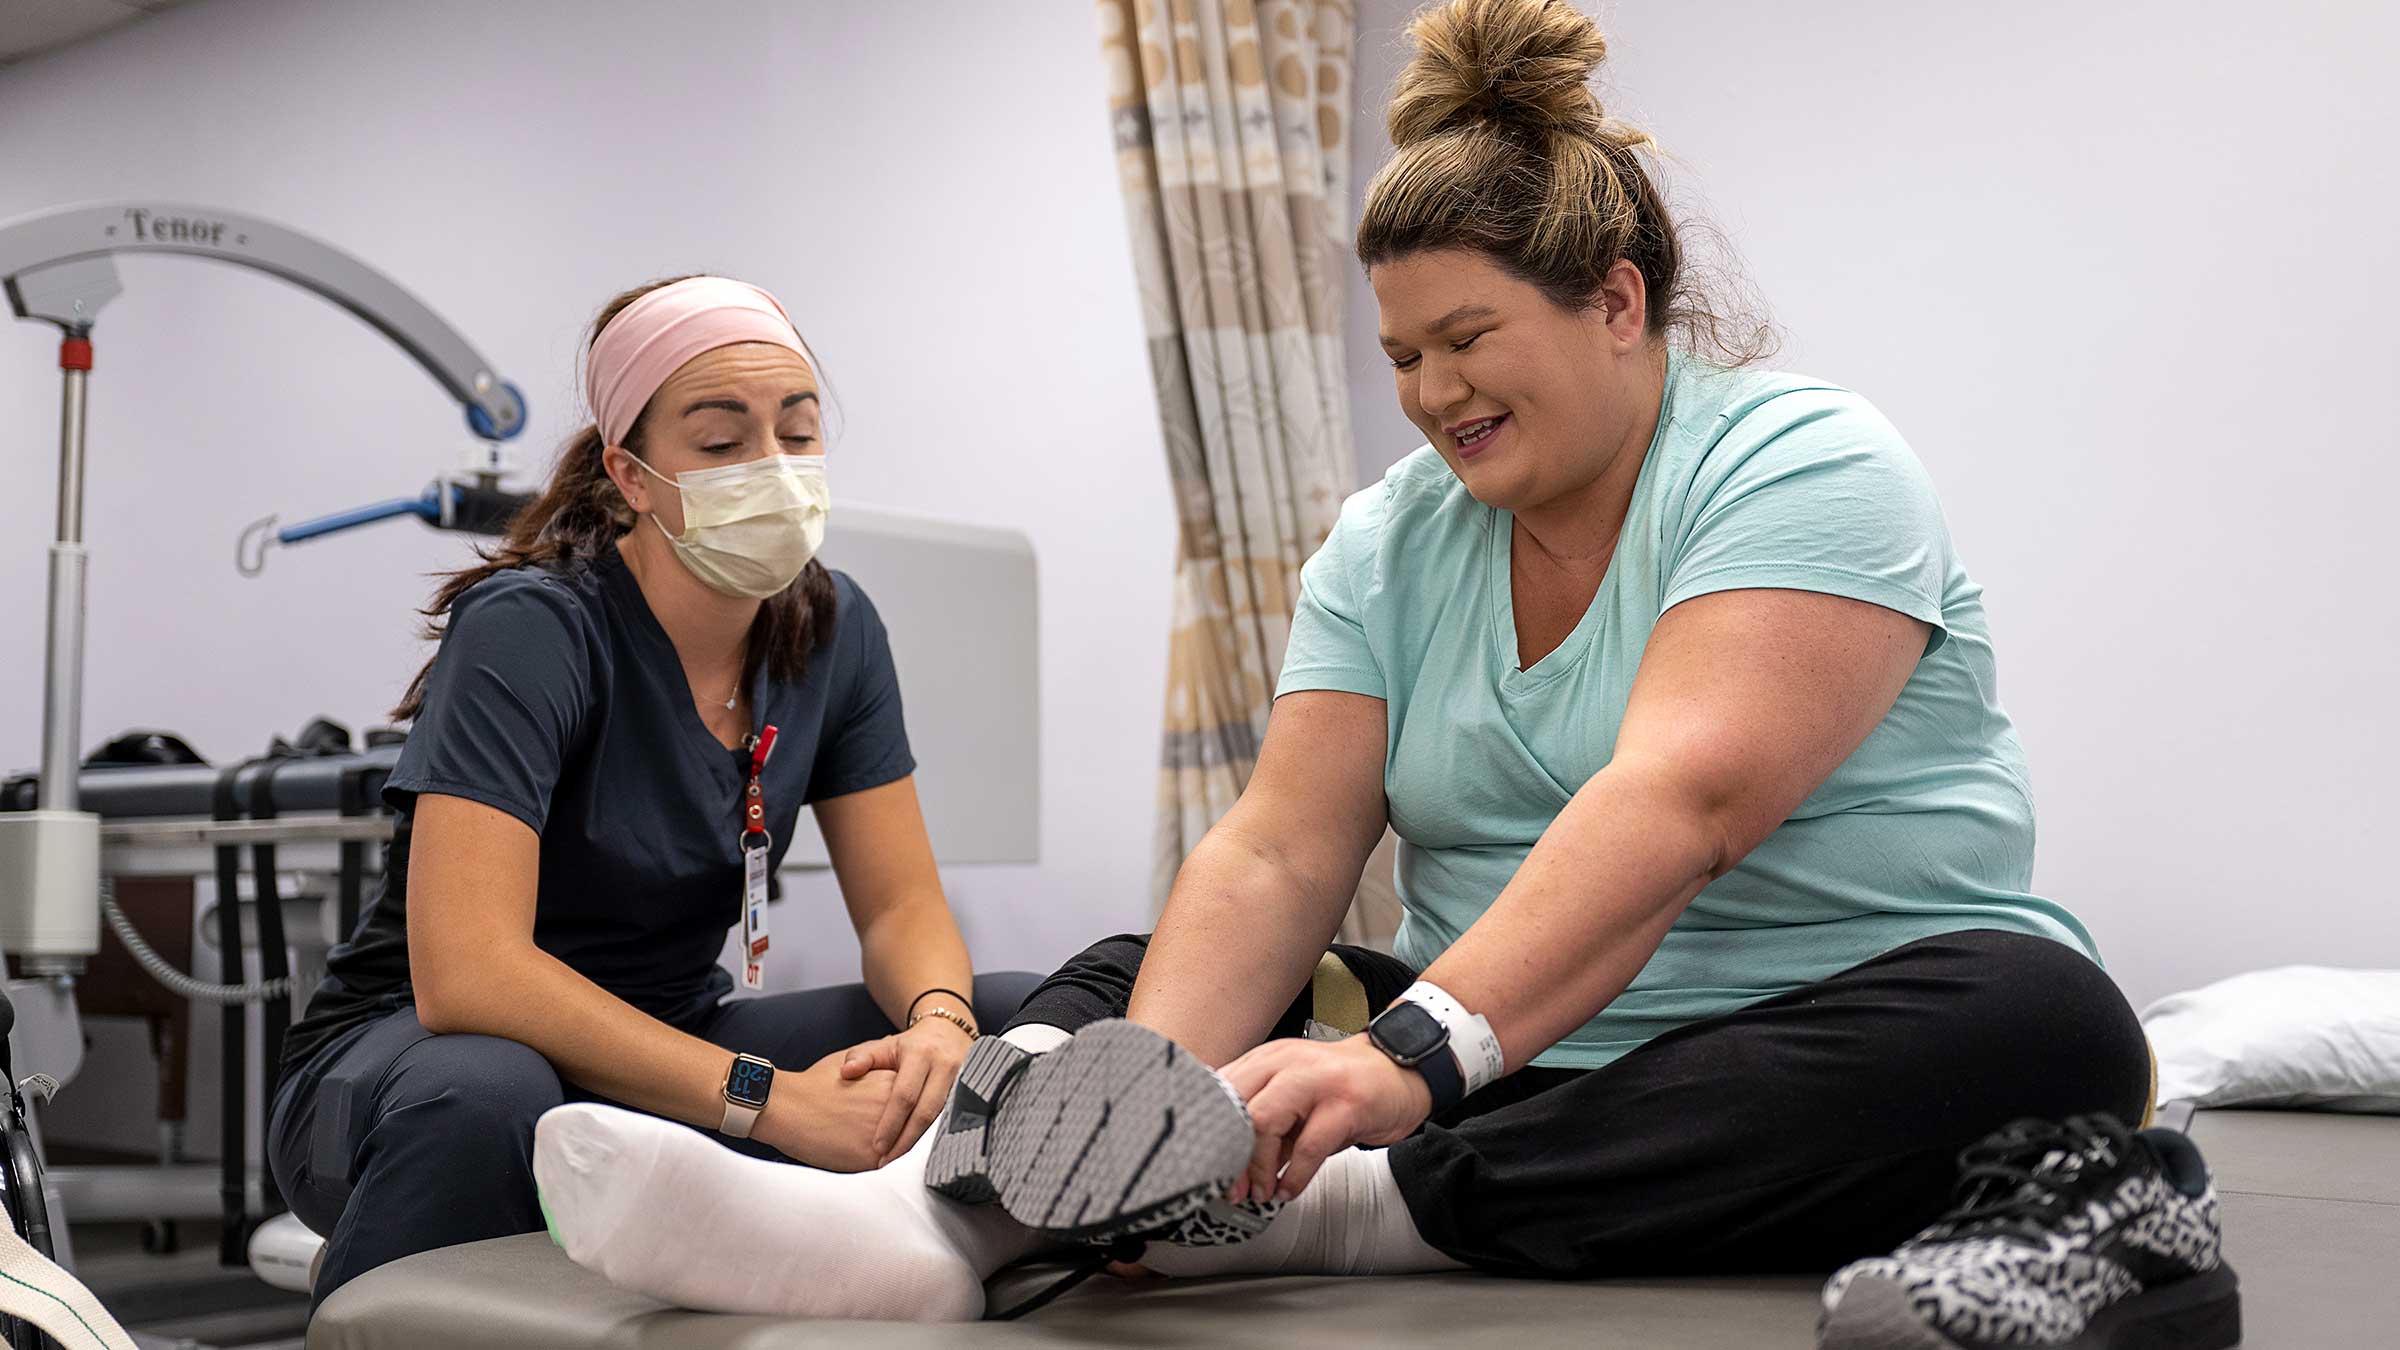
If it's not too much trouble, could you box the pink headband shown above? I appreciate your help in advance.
[583,276,820,447]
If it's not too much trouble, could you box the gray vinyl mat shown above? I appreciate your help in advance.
[308,1108,2400,1349]
[2185,1107,2400,1205]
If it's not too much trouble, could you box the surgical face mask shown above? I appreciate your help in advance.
[632,452,829,599]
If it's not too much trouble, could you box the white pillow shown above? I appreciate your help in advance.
[2142,966,2400,1112]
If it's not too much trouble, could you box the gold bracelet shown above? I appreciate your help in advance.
[909,1005,978,1040]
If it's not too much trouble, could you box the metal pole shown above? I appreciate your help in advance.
[38,334,90,815]
[54,361,86,542]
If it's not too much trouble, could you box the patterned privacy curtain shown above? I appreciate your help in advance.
[1095,0,1383,932]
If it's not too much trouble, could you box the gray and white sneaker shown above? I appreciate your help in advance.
[925,1019,1255,1244]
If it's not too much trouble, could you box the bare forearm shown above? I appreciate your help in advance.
[417,949,735,1128]
[1129,821,1355,1066]
[1417,761,1723,1072]
[855,896,975,1028]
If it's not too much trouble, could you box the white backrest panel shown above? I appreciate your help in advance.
[783,504,1038,868]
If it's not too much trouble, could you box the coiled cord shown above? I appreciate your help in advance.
[100,879,291,1006]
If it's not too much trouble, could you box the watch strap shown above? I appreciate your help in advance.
[1410,1038,1467,1113]
[1397,980,1504,1096]
[720,1096,763,1139]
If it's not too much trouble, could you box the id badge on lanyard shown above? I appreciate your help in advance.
[740,725,780,991]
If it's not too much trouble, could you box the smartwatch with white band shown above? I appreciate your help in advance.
[1367,980,1504,1113]
[1366,1000,1466,1112]
[721,1052,776,1138]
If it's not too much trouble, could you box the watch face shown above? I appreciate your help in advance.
[727,1056,775,1109]
[1370,1003,1446,1065]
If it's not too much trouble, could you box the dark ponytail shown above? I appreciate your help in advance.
[394,277,838,720]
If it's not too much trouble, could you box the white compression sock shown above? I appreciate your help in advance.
[1136,1147,1465,1279]
[534,1102,1046,1321]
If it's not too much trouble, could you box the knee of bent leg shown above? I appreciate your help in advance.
[1071,933,1154,967]
[383,1033,565,1137]
[1974,932,2152,1123]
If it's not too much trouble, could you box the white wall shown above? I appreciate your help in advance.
[1345,0,2400,1009]
[0,0,1172,1154]
[1345,3,1430,480]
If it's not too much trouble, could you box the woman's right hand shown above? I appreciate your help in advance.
[755,1049,898,1171]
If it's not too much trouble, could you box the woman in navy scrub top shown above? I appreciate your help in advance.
[269,275,1035,1303]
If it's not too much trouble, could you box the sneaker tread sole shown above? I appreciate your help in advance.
[981,1020,1253,1243]
[924,1034,1031,1205]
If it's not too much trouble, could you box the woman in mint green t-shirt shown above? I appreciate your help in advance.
[528,0,2158,1328]
[966,0,2145,1286]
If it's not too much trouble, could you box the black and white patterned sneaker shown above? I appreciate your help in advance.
[931,1019,1254,1244]
[1148,1191,1284,1247]
[924,1033,1034,1205]
[1818,1113,2240,1350]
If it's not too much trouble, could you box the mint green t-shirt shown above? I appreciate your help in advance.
[1280,351,2097,1070]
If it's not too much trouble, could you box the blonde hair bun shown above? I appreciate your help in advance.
[1387,0,1609,147]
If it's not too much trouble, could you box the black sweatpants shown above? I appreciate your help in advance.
[1010,928,2148,1278]
[269,972,1043,1306]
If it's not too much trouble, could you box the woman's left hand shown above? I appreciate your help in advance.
[840,1014,977,1165]
[1221,1034,1434,1205]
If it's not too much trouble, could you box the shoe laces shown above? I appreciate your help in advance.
[1925,1113,2136,1244]
[988,1230,1158,1321]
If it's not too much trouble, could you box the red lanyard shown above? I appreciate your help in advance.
[742,724,780,850]
[740,724,780,990]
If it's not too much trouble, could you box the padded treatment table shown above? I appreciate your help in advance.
[3,744,405,1262]
[308,1108,2400,1349]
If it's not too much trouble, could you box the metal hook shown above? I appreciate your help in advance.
[237,514,279,577]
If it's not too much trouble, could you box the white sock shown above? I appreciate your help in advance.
[534,1102,1045,1321]
[1000,1022,1072,1054]
[1137,1148,1465,1278]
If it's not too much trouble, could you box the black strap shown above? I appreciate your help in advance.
[988,1234,1149,1321]
[205,751,312,1255]
[1413,1045,1466,1115]
[334,763,370,947]
[248,759,293,1220]
[208,761,250,1264]
[908,987,975,1020]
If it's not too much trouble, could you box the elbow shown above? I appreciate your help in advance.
[411,980,475,1036]
[1676,787,1738,884]
[410,945,514,1036]
[1614,759,1747,889]
[1677,793,1748,889]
